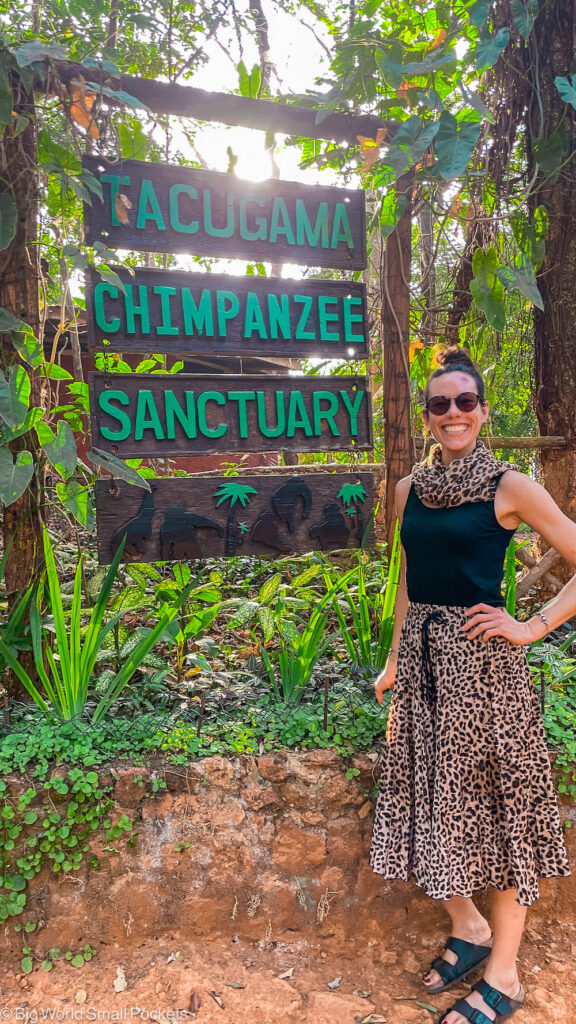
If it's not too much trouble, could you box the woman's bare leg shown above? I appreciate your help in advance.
[441,889,526,1024]
[423,895,491,988]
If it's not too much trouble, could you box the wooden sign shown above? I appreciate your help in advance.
[95,474,374,562]
[89,373,372,458]
[85,266,368,358]
[83,156,366,270]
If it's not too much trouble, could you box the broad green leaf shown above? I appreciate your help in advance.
[510,0,539,37]
[533,125,567,178]
[37,419,77,480]
[459,83,495,124]
[0,447,34,505]
[55,479,95,530]
[555,75,576,110]
[0,307,23,333]
[470,247,506,331]
[1,406,44,443]
[510,207,548,269]
[87,448,152,489]
[391,53,454,76]
[41,363,74,380]
[14,42,67,66]
[259,572,282,605]
[0,191,18,251]
[12,328,43,367]
[375,41,404,90]
[119,119,148,160]
[434,112,481,180]
[475,27,510,70]
[0,88,12,126]
[382,116,439,178]
[96,265,128,296]
[0,365,31,428]
[467,0,491,28]
[237,61,261,99]
[257,606,276,642]
[380,191,407,238]
[496,254,544,310]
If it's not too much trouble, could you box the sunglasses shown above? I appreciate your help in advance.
[425,392,483,416]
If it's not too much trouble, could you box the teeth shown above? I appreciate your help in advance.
[443,425,468,434]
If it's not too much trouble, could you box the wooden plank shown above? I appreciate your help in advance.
[89,373,373,458]
[85,266,368,358]
[516,546,563,597]
[57,60,393,144]
[83,156,366,270]
[414,435,568,453]
[95,473,374,563]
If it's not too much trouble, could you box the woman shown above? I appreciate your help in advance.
[370,348,572,1024]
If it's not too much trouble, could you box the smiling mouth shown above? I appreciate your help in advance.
[442,424,470,434]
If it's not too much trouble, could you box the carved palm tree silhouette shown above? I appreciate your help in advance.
[215,482,258,555]
[337,482,367,544]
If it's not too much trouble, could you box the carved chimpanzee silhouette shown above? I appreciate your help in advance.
[271,477,312,533]
[111,486,157,559]
[308,503,350,550]
[159,507,224,559]
[250,510,293,553]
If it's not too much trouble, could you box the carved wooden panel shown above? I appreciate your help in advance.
[95,473,375,562]
[83,156,366,269]
[85,266,368,359]
[89,373,373,457]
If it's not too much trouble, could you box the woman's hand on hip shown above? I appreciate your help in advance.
[462,604,539,645]
[373,662,396,703]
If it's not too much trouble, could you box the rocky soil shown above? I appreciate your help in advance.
[1,910,575,1023]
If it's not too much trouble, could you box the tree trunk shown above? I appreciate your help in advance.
[527,1,576,576]
[0,75,43,602]
[381,173,413,550]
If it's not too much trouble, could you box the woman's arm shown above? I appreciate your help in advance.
[374,476,411,702]
[463,471,576,644]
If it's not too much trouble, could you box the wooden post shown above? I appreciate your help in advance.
[381,174,413,549]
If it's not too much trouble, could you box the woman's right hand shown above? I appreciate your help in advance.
[373,660,396,704]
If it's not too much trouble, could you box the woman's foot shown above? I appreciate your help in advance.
[439,970,523,1024]
[423,921,492,989]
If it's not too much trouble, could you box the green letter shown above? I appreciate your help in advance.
[197,391,227,439]
[216,291,240,336]
[204,190,235,238]
[286,391,313,437]
[165,391,197,440]
[134,391,165,441]
[101,174,130,227]
[312,391,340,436]
[294,295,314,340]
[339,389,365,436]
[331,203,354,249]
[269,198,295,245]
[227,391,255,438]
[295,200,329,248]
[99,390,131,441]
[244,293,268,339]
[94,282,120,333]
[154,286,179,336]
[343,296,364,342]
[256,391,286,438]
[267,294,290,340]
[136,179,166,231]
[124,285,150,335]
[239,196,267,241]
[318,296,340,342]
[182,289,214,337]
[169,184,198,234]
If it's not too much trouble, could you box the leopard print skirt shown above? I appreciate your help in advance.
[369,602,570,906]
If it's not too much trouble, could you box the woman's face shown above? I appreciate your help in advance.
[423,371,489,464]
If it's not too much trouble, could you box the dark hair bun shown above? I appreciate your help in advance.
[439,347,476,371]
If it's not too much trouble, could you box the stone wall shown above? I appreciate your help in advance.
[2,751,575,954]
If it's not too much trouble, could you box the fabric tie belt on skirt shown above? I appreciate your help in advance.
[420,609,447,705]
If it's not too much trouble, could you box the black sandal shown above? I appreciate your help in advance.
[437,978,525,1024]
[424,935,493,994]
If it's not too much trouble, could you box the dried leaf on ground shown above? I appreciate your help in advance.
[327,976,342,990]
[208,990,225,1009]
[225,981,246,989]
[416,1001,439,1013]
[354,988,371,998]
[278,967,295,979]
[188,989,202,1013]
[362,1015,387,1024]
[75,990,87,1004]
[113,966,128,993]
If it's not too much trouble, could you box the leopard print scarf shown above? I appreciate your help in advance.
[411,440,518,508]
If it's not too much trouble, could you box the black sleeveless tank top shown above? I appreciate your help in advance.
[400,481,516,607]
